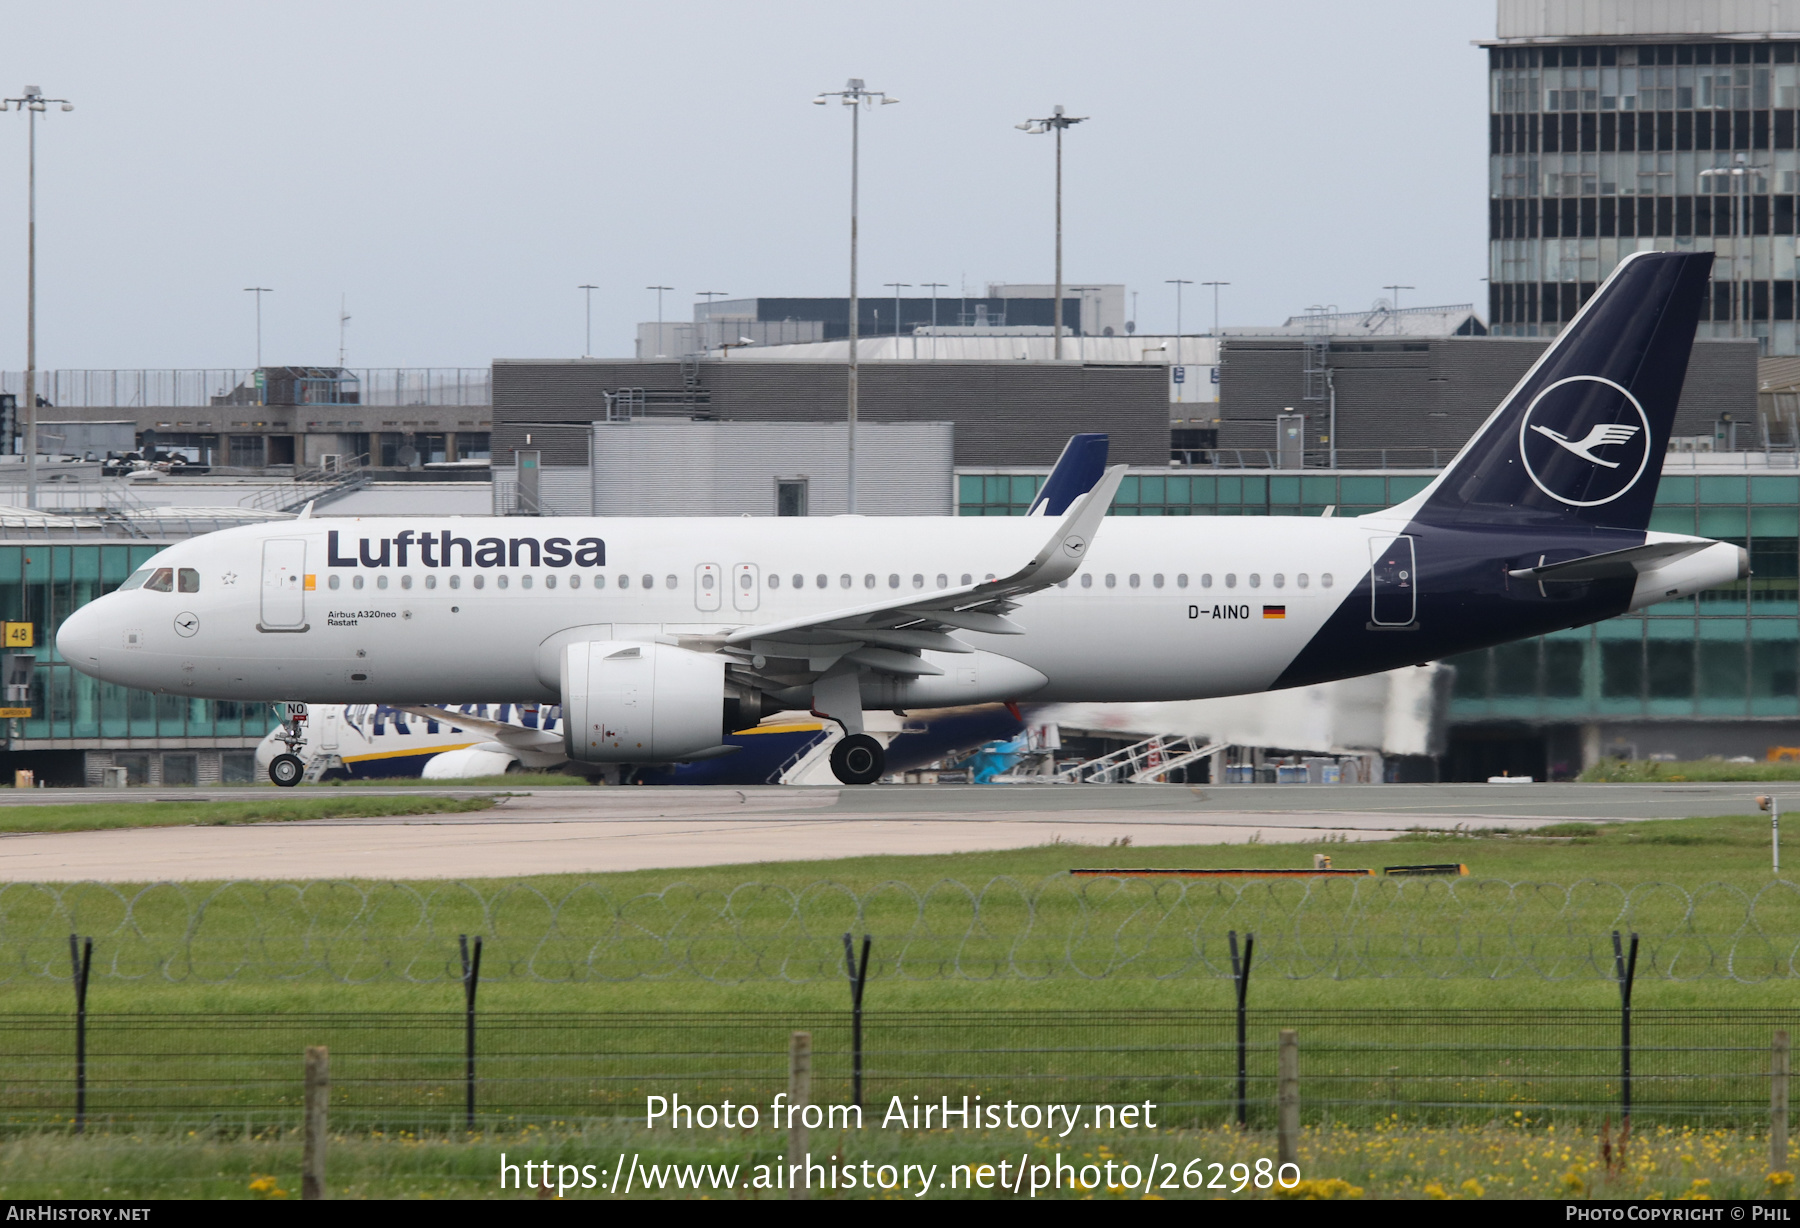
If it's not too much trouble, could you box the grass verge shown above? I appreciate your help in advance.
[1579,758,1800,782]
[0,795,496,834]
[0,1121,1787,1200]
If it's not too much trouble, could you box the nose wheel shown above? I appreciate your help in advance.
[829,733,886,785]
[269,753,304,787]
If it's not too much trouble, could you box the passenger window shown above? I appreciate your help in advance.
[1081,574,1093,589]
[594,574,606,589]
[329,575,341,591]
[619,575,630,589]
[666,575,676,589]
[1105,574,1116,588]
[864,574,876,589]
[524,576,535,590]
[912,574,924,589]
[888,574,899,589]
[1224,574,1236,588]
[1153,574,1164,588]
[497,575,509,590]
[120,568,153,592]
[701,573,715,591]
[961,573,972,585]
[402,575,414,590]
[450,575,461,589]
[1297,574,1309,589]
[1272,574,1284,589]
[985,574,995,582]
[473,575,484,590]
[642,574,653,589]
[426,575,438,590]
[936,573,947,588]
[145,568,175,593]
[1248,574,1261,588]
[353,575,365,591]
[1178,574,1189,588]
[1057,580,1068,588]
[1129,574,1140,588]
[793,574,803,589]
[545,575,556,590]
[1321,573,1334,588]
[569,575,580,589]
[178,568,200,593]
[376,575,389,590]
[816,574,827,589]
[840,574,852,589]
[769,574,781,589]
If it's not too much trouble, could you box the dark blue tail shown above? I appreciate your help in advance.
[1416,251,1712,531]
[1029,433,1109,516]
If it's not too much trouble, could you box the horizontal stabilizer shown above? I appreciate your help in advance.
[1506,540,1707,583]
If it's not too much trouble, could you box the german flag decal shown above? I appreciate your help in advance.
[1262,605,1286,619]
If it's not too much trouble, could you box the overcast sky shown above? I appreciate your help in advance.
[0,0,1493,369]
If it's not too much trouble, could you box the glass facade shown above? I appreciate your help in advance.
[0,544,275,743]
[957,468,1800,720]
[1489,39,1800,355]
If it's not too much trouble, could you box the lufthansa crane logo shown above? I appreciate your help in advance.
[1517,375,1652,507]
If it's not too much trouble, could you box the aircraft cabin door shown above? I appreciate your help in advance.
[732,563,760,612]
[1369,535,1417,627]
[695,563,722,612]
[259,539,309,631]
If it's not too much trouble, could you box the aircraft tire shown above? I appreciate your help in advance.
[269,753,305,788]
[829,734,885,786]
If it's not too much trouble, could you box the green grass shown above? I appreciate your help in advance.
[0,1121,1786,1199]
[1579,758,1800,782]
[0,813,1793,1014]
[312,772,590,788]
[0,794,496,834]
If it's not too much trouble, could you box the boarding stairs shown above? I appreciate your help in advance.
[1052,735,1228,785]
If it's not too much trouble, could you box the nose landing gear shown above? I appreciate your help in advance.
[269,701,309,788]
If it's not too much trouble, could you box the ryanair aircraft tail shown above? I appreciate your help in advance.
[1406,250,1713,532]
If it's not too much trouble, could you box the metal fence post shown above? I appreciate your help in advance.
[1229,930,1255,1128]
[459,934,482,1133]
[303,1046,329,1200]
[788,1031,812,1202]
[1776,1029,1791,1177]
[68,935,91,1135]
[1612,930,1639,1125]
[842,932,871,1110]
[1277,1029,1298,1167]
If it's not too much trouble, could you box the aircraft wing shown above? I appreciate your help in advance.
[708,465,1127,681]
[395,705,565,751]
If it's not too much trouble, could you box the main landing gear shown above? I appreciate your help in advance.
[830,734,886,786]
[269,701,309,788]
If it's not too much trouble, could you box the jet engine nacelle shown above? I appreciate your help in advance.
[561,640,727,763]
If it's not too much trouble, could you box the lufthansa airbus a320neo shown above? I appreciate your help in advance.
[57,251,1747,786]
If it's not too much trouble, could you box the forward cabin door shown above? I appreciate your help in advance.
[260,539,308,630]
[1369,535,1417,627]
[732,563,760,612]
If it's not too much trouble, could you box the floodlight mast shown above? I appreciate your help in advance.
[3,86,75,510]
[815,78,898,514]
[1016,105,1087,360]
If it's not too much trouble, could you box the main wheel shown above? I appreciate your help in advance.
[269,753,305,788]
[829,734,885,785]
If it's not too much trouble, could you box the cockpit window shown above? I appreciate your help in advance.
[178,569,200,593]
[143,568,175,593]
[119,568,153,592]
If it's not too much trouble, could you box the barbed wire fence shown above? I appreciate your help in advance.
[2,874,1799,985]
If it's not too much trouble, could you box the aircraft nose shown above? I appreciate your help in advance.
[56,602,107,674]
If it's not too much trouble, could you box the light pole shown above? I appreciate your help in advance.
[1166,278,1193,344]
[1017,106,1087,360]
[1702,157,1765,341]
[1201,281,1230,336]
[243,287,272,368]
[816,79,898,513]
[4,86,73,510]
[883,283,910,341]
[578,284,598,358]
[1383,284,1414,334]
[921,282,947,329]
[696,291,728,355]
[646,285,672,356]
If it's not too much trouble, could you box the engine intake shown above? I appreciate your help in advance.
[562,640,727,763]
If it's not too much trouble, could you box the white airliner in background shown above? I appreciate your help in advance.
[59,252,1746,786]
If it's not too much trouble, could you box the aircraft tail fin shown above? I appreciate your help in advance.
[1403,251,1713,531]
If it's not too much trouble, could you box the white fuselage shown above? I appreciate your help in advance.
[57,514,1401,706]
